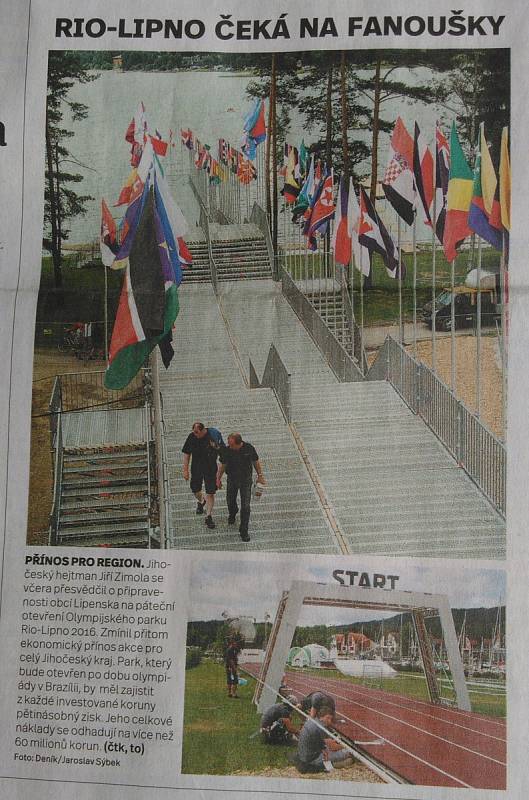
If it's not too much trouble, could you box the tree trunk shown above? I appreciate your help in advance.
[270,54,278,275]
[325,64,333,273]
[45,114,63,297]
[365,56,382,290]
[340,51,349,182]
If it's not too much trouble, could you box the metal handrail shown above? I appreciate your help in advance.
[250,202,277,280]
[385,336,506,516]
[48,412,63,546]
[280,265,364,382]
[249,346,292,423]
[196,184,219,295]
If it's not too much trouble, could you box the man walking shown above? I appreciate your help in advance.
[182,422,223,530]
[224,639,240,698]
[216,433,265,542]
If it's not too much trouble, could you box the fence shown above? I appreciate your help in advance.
[250,202,278,280]
[49,413,63,546]
[385,337,506,516]
[257,344,292,423]
[52,370,147,413]
[281,267,364,383]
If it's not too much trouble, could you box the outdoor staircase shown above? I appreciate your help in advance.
[54,444,157,548]
[212,236,272,281]
[183,239,210,283]
[307,289,357,357]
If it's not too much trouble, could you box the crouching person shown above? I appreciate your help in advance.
[260,697,300,744]
[294,704,353,773]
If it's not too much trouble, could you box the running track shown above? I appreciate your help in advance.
[242,665,506,789]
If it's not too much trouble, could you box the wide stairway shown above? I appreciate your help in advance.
[218,279,506,559]
[210,223,272,281]
[159,282,337,552]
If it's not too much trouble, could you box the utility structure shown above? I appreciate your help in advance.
[253,580,470,713]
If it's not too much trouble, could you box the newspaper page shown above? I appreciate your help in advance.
[0,1,526,798]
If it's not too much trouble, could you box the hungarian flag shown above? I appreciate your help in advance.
[382,117,416,226]
[105,181,180,390]
[443,123,473,262]
[468,123,502,250]
[413,122,434,225]
[305,173,335,251]
[332,175,352,266]
[359,187,400,278]
[499,127,511,231]
[242,98,266,159]
[100,199,117,267]
[434,123,450,245]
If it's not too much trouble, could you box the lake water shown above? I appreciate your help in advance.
[63,67,455,244]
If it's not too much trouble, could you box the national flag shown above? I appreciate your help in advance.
[499,127,511,231]
[443,123,473,262]
[237,153,257,184]
[242,98,266,159]
[298,140,309,179]
[434,123,450,245]
[209,158,222,185]
[282,146,300,203]
[292,155,315,221]
[413,122,434,225]
[114,168,141,207]
[181,128,193,150]
[306,172,335,251]
[468,124,502,250]
[218,138,229,164]
[150,134,168,157]
[382,117,416,226]
[100,199,117,267]
[176,237,193,266]
[332,176,352,266]
[105,185,179,390]
[349,181,370,277]
[359,187,401,278]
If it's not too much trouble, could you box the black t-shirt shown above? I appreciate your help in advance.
[224,645,239,668]
[220,442,259,481]
[261,702,291,728]
[182,431,219,468]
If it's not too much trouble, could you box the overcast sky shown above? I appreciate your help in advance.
[186,553,505,627]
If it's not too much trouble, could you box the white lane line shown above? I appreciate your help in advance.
[289,675,471,789]
[311,674,506,743]
[290,676,505,767]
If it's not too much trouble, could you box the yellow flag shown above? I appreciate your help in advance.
[480,123,497,216]
[499,127,511,231]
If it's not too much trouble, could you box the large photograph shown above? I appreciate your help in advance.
[29,48,509,556]
[182,554,506,789]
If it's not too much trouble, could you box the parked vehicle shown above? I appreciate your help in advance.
[422,286,501,331]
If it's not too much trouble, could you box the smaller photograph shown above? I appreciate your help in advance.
[183,555,506,789]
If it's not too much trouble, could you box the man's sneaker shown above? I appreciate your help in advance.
[228,516,236,525]
[205,515,216,529]
[195,500,206,515]
[239,529,250,542]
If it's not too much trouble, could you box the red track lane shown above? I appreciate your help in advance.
[242,665,506,789]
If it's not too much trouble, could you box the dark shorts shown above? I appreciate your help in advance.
[190,465,217,495]
[226,668,239,686]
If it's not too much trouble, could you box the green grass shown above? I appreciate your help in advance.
[182,660,300,775]
[288,666,506,719]
[283,247,501,326]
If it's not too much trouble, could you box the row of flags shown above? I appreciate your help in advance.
[381,116,511,263]
[181,128,258,186]
[101,104,192,390]
[285,117,511,279]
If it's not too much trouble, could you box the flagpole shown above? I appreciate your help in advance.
[431,191,437,373]
[351,233,355,362]
[104,263,108,364]
[397,216,403,345]
[412,213,417,357]
[500,233,507,435]
[360,253,365,364]
[476,236,482,417]
[450,258,456,392]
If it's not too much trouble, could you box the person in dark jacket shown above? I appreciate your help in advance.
[182,421,224,530]
[260,696,300,744]
[216,432,265,542]
[295,705,352,773]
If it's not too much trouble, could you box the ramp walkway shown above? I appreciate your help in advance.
[217,280,506,559]
[159,282,338,552]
